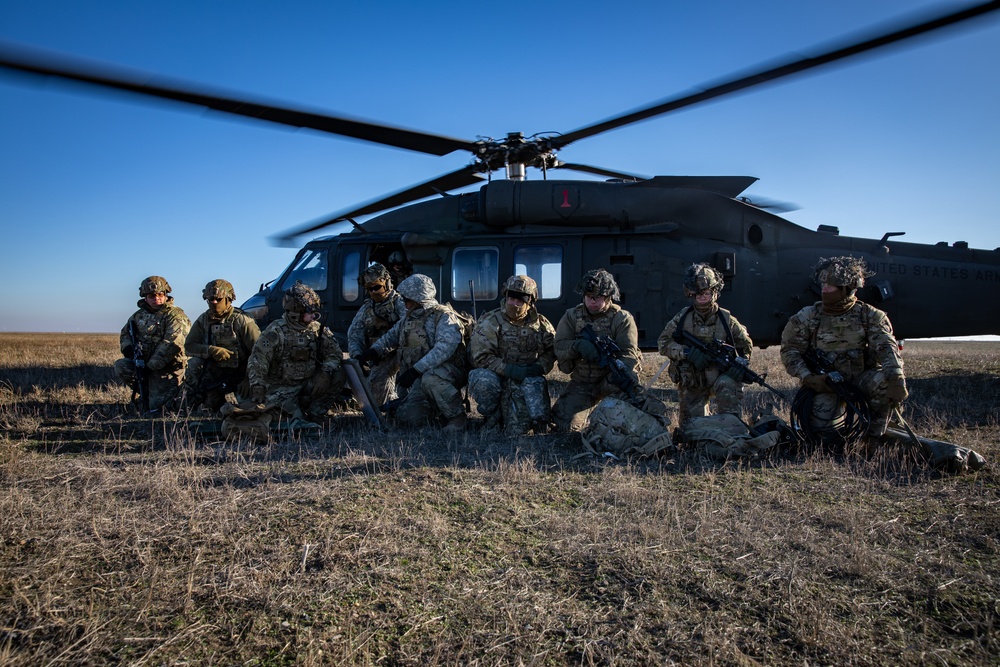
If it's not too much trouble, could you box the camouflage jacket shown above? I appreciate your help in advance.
[780,300,904,383]
[119,298,191,371]
[372,300,462,374]
[657,305,753,361]
[185,307,260,372]
[470,307,556,375]
[554,303,641,383]
[246,317,343,388]
[346,291,407,357]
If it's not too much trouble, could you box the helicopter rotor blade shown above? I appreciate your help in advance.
[271,165,487,245]
[552,162,649,181]
[737,195,800,213]
[0,42,476,157]
[555,1,1000,148]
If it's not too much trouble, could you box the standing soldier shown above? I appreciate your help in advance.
[469,275,556,434]
[387,250,413,287]
[658,263,754,426]
[781,256,907,437]
[553,268,666,431]
[347,264,407,405]
[115,275,191,414]
[183,279,261,413]
[245,281,346,430]
[357,274,468,433]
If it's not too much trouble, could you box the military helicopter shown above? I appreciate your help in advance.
[2,2,998,348]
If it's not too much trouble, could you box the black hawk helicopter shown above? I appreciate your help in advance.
[2,2,998,348]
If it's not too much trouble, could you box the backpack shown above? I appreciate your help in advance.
[680,413,783,460]
[581,397,675,459]
[445,303,477,369]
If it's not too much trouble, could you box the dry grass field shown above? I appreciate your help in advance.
[1,332,997,666]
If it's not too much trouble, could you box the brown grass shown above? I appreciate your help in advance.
[1,333,997,666]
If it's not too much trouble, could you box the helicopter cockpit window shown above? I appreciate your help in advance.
[280,248,328,292]
[341,250,361,302]
[515,245,562,299]
[452,247,499,301]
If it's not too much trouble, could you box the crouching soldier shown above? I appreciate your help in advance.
[183,279,260,413]
[357,274,468,434]
[115,275,191,414]
[469,275,556,434]
[553,269,668,431]
[347,263,407,405]
[658,263,753,426]
[244,281,346,430]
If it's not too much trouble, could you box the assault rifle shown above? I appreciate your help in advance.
[675,329,787,402]
[127,319,150,414]
[579,324,641,401]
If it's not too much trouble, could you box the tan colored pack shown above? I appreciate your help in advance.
[581,397,674,458]
[680,413,781,459]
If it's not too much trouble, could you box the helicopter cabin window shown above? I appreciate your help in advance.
[341,250,361,302]
[452,247,499,301]
[280,248,328,293]
[515,245,562,299]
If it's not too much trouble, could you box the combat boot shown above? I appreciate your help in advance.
[443,412,467,435]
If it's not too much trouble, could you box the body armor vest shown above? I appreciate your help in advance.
[498,315,544,365]
[572,306,620,383]
[280,326,320,383]
[809,307,872,382]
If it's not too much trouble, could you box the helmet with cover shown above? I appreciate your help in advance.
[575,269,620,302]
[202,279,235,302]
[501,275,538,304]
[813,256,871,295]
[139,276,171,297]
[360,263,393,303]
[396,274,437,304]
[683,263,724,297]
[282,281,322,314]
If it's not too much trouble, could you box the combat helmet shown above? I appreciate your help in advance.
[202,279,235,302]
[683,263,724,296]
[813,256,871,293]
[388,250,409,266]
[396,274,436,304]
[282,281,322,313]
[502,275,538,303]
[139,276,171,297]
[575,269,620,302]
[361,263,393,290]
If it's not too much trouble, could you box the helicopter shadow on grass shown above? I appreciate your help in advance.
[906,372,1000,429]
[0,363,118,393]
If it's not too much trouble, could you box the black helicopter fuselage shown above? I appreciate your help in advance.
[242,177,1000,348]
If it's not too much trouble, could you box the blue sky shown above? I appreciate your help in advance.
[1,0,998,333]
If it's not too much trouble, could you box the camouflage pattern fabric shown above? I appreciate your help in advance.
[658,304,753,425]
[115,297,190,412]
[183,306,261,410]
[347,290,407,404]
[246,316,345,421]
[781,300,904,425]
[371,297,466,423]
[683,263,724,294]
[552,302,643,431]
[581,397,674,458]
[680,413,782,460]
[469,369,551,434]
[575,268,621,301]
[813,256,871,290]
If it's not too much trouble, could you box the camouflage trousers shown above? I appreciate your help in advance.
[676,367,744,426]
[182,356,247,412]
[807,367,897,435]
[553,378,668,432]
[468,368,551,435]
[395,362,466,426]
[260,367,347,423]
[114,358,184,413]
[367,355,400,407]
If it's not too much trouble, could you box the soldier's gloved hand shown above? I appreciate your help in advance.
[250,384,266,404]
[397,367,421,390]
[726,358,748,382]
[886,377,908,405]
[525,363,545,377]
[619,365,639,388]
[686,347,710,371]
[311,370,332,397]
[146,357,165,372]
[572,339,600,362]
[356,347,380,366]
[801,373,832,393]
[122,346,134,359]
[208,346,233,362]
[505,364,530,382]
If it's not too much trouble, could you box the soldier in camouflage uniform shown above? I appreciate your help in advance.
[469,275,556,435]
[183,279,261,413]
[347,264,407,405]
[245,281,346,429]
[387,250,413,288]
[115,276,191,413]
[780,256,907,434]
[553,269,667,431]
[658,263,754,426]
[357,274,468,433]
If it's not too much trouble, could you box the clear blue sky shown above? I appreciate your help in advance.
[1,0,998,333]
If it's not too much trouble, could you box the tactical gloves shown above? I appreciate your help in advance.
[801,373,832,393]
[208,346,233,362]
[572,339,600,362]
[725,358,748,382]
[505,363,544,382]
[250,384,266,404]
[886,377,908,404]
[122,346,134,359]
[685,346,710,371]
[397,367,421,390]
